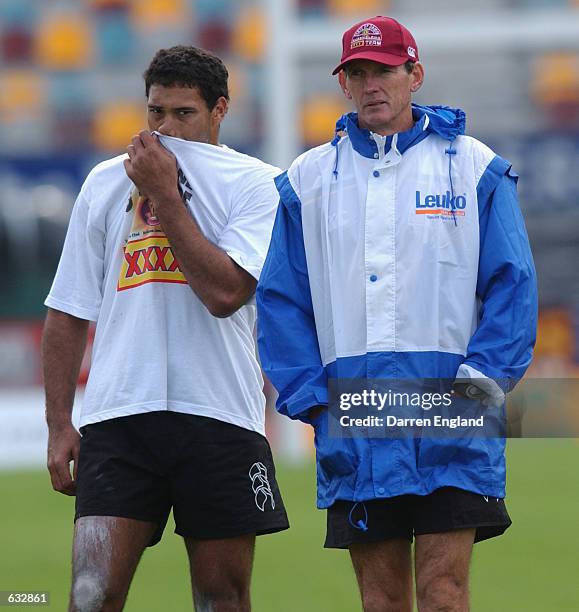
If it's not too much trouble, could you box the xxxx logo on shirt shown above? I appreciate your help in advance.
[117,188,187,291]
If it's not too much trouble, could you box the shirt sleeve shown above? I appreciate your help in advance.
[458,156,538,393]
[218,170,279,282]
[44,188,105,321]
[256,171,328,423]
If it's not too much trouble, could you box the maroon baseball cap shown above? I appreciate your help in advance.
[332,16,419,75]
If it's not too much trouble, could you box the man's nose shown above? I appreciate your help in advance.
[363,75,380,93]
[157,116,178,137]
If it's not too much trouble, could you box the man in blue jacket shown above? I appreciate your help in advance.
[257,15,537,612]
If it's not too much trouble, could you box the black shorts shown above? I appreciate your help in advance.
[75,411,289,546]
[325,487,511,548]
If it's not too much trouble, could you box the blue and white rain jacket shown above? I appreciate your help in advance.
[257,105,537,507]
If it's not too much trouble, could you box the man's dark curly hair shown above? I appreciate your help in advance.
[143,45,229,110]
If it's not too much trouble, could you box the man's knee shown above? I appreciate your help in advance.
[71,573,105,612]
[350,540,413,612]
[186,535,254,611]
[193,582,250,612]
[360,586,412,612]
[416,572,468,612]
[70,573,124,612]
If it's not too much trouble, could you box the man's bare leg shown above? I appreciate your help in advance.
[184,535,255,612]
[349,539,413,612]
[69,516,157,612]
[414,529,475,612]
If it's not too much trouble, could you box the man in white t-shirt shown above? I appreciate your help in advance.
[42,45,288,612]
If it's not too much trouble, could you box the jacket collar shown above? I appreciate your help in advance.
[335,104,466,159]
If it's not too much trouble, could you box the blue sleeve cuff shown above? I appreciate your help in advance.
[278,385,329,423]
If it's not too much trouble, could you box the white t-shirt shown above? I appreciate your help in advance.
[45,136,281,434]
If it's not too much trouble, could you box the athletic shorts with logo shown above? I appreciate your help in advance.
[75,411,289,545]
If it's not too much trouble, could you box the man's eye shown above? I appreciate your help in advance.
[149,108,161,114]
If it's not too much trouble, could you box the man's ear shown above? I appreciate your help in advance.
[212,96,229,123]
[338,71,352,99]
[410,62,425,93]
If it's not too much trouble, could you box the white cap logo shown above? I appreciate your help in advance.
[407,46,416,58]
[351,23,382,49]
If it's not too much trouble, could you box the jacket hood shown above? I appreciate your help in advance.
[411,104,466,140]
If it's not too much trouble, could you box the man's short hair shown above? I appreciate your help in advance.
[144,45,229,110]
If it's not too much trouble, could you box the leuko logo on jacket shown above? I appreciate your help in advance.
[249,462,275,511]
[415,190,467,218]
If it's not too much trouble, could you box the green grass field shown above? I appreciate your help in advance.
[1,440,578,611]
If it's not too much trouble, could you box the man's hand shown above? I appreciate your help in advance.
[452,379,505,408]
[47,423,80,496]
[124,130,179,205]
[42,309,88,495]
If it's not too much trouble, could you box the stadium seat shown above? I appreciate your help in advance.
[0,69,45,122]
[227,62,247,101]
[0,0,35,26]
[327,0,383,16]
[91,100,144,152]
[198,20,232,54]
[52,110,94,151]
[532,52,579,127]
[534,309,575,360]
[95,12,135,64]
[532,52,579,105]
[298,0,327,18]
[0,25,33,63]
[301,95,349,146]
[89,0,130,11]
[194,0,233,22]
[47,73,88,113]
[130,0,189,29]
[231,6,265,63]
[35,13,93,70]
